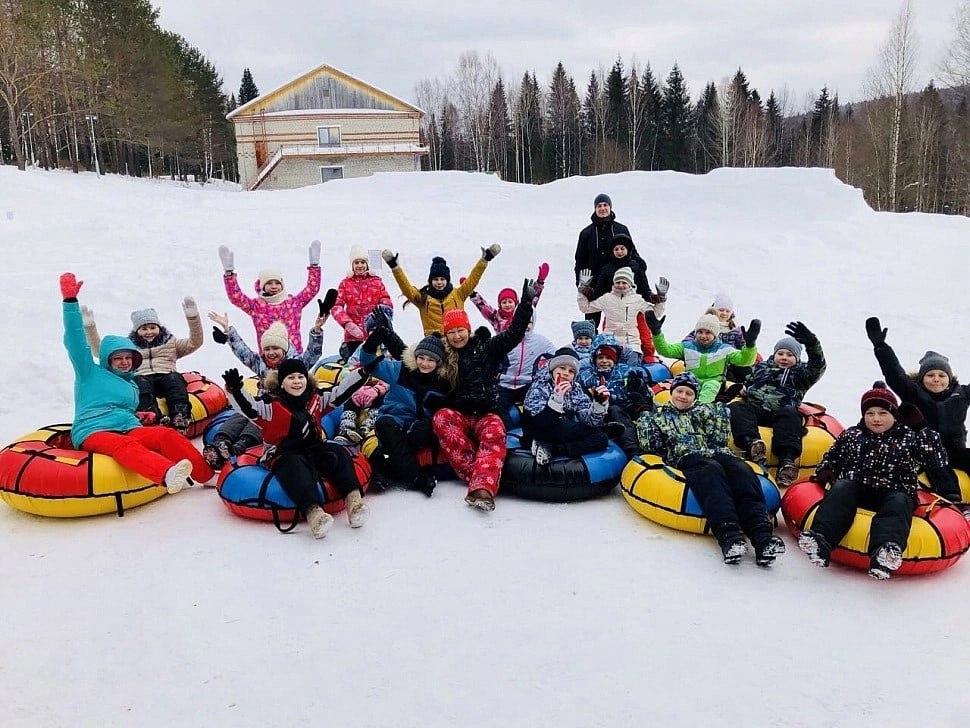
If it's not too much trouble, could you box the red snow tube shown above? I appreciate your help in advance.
[216,444,371,531]
[157,372,229,439]
[781,480,970,576]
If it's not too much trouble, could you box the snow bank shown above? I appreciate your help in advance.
[1,166,969,726]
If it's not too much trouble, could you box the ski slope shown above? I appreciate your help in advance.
[1,166,969,727]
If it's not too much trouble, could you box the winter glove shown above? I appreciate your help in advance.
[80,305,95,327]
[810,463,834,487]
[368,305,392,332]
[626,370,647,393]
[344,322,365,340]
[361,326,388,355]
[212,326,228,345]
[318,289,338,318]
[222,368,244,394]
[182,296,198,318]
[592,385,611,404]
[218,245,234,273]
[135,411,157,425]
[537,262,550,283]
[381,249,399,269]
[645,310,665,335]
[577,269,593,289]
[865,317,887,346]
[655,277,670,299]
[626,389,652,413]
[521,278,537,305]
[481,243,501,261]
[308,239,321,266]
[59,272,83,300]
[742,319,761,347]
[785,321,817,347]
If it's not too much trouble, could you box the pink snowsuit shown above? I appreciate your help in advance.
[223,266,320,354]
[330,272,393,343]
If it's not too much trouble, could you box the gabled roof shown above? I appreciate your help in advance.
[228,62,424,119]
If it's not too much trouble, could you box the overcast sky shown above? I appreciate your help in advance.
[154,0,964,112]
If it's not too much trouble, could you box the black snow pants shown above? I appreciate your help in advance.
[374,415,436,486]
[271,440,361,513]
[144,372,191,417]
[729,402,803,460]
[810,479,915,559]
[523,407,608,457]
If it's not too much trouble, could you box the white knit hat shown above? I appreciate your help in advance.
[712,293,734,312]
[349,245,369,269]
[260,321,289,351]
[613,267,635,286]
[257,268,284,291]
[695,313,722,334]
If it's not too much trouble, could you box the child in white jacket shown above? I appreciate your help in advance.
[577,267,667,362]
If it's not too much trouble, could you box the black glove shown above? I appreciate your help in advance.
[626,389,652,413]
[742,319,761,347]
[318,289,338,318]
[222,368,244,394]
[785,321,817,347]
[810,464,834,487]
[626,370,645,393]
[370,305,392,332]
[361,326,388,355]
[212,326,228,345]
[865,316,887,346]
[645,310,665,335]
[521,278,537,305]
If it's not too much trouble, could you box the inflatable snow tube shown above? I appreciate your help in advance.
[781,480,970,576]
[156,371,229,438]
[201,408,240,446]
[498,429,626,502]
[361,431,454,481]
[667,360,686,376]
[216,444,371,531]
[643,361,672,383]
[0,424,166,517]
[311,355,345,390]
[918,468,970,503]
[728,402,844,481]
[620,453,780,534]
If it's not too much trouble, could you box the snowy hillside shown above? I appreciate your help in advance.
[1,166,969,727]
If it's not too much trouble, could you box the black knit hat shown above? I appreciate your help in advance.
[413,333,445,363]
[594,193,612,208]
[918,351,953,380]
[277,358,309,382]
[428,256,451,283]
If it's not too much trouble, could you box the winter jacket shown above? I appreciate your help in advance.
[226,325,323,382]
[577,335,638,408]
[442,299,533,416]
[223,265,321,354]
[818,423,949,496]
[330,272,393,343]
[63,301,141,448]
[683,324,745,350]
[593,247,651,299]
[573,342,592,365]
[742,341,826,412]
[500,330,554,390]
[85,312,203,376]
[636,401,733,468]
[470,280,546,333]
[574,213,632,284]
[358,346,449,428]
[653,332,757,403]
[577,288,662,355]
[873,341,970,453]
[390,258,488,335]
[524,367,608,427]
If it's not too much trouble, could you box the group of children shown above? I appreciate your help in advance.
[55,193,970,578]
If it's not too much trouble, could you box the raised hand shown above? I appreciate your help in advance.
[218,245,234,273]
[308,239,321,266]
[182,296,198,317]
[577,269,593,289]
[865,317,887,346]
[537,262,550,283]
[481,243,502,261]
[222,368,244,393]
[592,385,611,403]
[381,249,399,268]
[80,305,95,327]
[207,311,229,330]
[645,310,665,335]
[655,277,670,298]
[742,319,761,347]
[785,321,817,346]
[212,327,228,345]
[60,272,83,300]
[318,289,338,318]
[521,278,537,305]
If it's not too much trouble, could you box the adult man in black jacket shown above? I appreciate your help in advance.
[574,193,632,324]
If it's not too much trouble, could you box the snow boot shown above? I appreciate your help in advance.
[412,471,437,498]
[305,505,334,539]
[748,439,768,465]
[465,488,495,512]
[776,460,799,487]
[163,458,194,494]
[345,490,369,528]
[797,529,831,567]
[171,412,191,434]
[531,440,552,466]
[601,422,626,439]
[202,445,225,470]
[720,538,747,565]
[868,542,903,580]
[338,409,363,444]
[754,536,786,567]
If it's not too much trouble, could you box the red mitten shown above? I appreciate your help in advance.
[135,411,157,425]
[537,262,550,283]
[60,272,83,299]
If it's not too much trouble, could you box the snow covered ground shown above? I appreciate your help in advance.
[1,166,969,727]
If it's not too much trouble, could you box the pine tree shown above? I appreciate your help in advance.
[605,59,628,145]
[810,86,833,166]
[582,71,604,173]
[547,62,581,178]
[227,93,237,112]
[659,64,693,172]
[238,68,259,104]
[639,65,663,170]
[488,77,512,178]
[693,81,720,173]
[440,101,459,170]
[764,91,783,166]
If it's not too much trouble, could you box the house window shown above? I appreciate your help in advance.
[317,126,340,147]
[320,166,344,183]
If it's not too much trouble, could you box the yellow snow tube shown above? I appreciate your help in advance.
[918,468,970,502]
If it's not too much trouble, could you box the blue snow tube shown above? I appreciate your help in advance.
[644,361,672,383]
[201,408,238,446]
[500,428,627,502]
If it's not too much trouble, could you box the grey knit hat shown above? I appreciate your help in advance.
[773,336,803,359]
[130,308,161,329]
[413,334,445,363]
[571,320,596,340]
[594,193,612,208]
[547,347,580,375]
[918,351,953,380]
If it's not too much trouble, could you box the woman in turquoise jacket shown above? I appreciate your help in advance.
[60,273,212,493]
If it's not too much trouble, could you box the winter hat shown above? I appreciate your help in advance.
[695,313,722,334]
[918,351,953,380]
[594,193,612,208]
[669,372,700,395]
[349,245,369,270]
[712,293,734,312]
[497,288,519,305]
[441,309,471,333]
[547,347,580,375]
[414,333,445,363]
[571,320,596,340]
[773,336,803,360]
[613,267,635,286]
[594,344,619,363]
[277,357,309,382]
[130,308,161,329]
[428,256,451,283]
[364,304,394,333]
[258,268,284,291]
[860,381,899,416]
[260,321,290,351]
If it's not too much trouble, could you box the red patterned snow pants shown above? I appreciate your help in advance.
[432,409,507,496]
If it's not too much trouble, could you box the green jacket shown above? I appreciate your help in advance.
[636,401,732,467]
[653,332,757,403]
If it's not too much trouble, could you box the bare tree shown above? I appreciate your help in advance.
[453,51,499,172]
[414,77,446,169]
[940,0,970,87]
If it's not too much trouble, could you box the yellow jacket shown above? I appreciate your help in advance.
[391,257,489,334]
